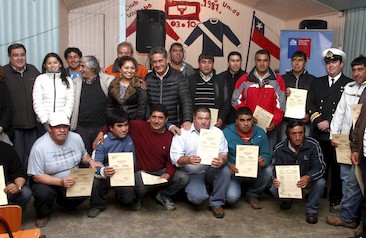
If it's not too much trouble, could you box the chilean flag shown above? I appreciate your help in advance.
[252,16,280,60]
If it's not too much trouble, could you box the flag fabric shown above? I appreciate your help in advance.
[252,16,280,60]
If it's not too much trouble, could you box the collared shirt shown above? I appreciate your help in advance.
[328,72,342,87]
[170,124,228,174]
[11,64,26,76]
[199,71,213,82]
[82,74,98,85]
[254,70,270,85]
[155,65,170,80]
[68,68,82,80]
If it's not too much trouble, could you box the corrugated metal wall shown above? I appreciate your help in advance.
[0,0,59,71]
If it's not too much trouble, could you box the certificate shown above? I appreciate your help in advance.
[253,106,274,132]
[235,145,259,178]
[352,104,362,129]
[209,108,219,125]
[332,134,352,165]
[108,152,135,187]
[141,171,168,185]
[275,165,302,199]
[197,129,221,165]
[355,165,364,196]
[66,168,95,197]
[0,166,8,205]
[284,88,307,119]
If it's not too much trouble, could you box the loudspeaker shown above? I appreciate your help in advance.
[299,20,327,29]
[136,10,166,53]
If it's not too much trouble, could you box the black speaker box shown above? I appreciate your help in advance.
[299,20,327,29]
[136,10,166,53]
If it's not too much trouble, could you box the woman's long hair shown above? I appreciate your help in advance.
[42,52,70,88]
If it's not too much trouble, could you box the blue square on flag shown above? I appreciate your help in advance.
[288,38,298,58]
[254,17,265,35]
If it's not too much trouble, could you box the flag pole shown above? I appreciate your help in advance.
[245,11,256,72]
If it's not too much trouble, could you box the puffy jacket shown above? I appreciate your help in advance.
[33,72,74,124]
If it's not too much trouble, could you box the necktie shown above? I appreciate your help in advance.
[331,78,334,87]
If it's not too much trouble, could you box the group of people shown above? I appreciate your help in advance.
[0,40,366,238]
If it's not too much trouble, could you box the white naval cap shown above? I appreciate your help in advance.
[322,48,346,62]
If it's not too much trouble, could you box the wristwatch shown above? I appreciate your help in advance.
[18,186,23,192]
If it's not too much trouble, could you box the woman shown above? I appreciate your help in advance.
[33,53,74,133]
[107,56,147,120]
[0,66,12,145]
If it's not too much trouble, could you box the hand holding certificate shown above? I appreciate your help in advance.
[253,106,274,132]
[209,108,219,126]
[108,152,135,187]
[141,171,168,185]
[332,134,352,165]
[66,168,95,197]
[284,88,307,119]
[197,129,221,165]
[275,165,302,199]
[0,166,8,205]
[235,145,259,178]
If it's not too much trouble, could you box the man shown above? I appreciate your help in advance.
[170,107,230,218]
[145,46,193,129]
[0,141,32,211]
[3,43,40,169]
[88,109,136,218]
[279,50,316,141]
[187,52,230,128]
[28,112,101,227]
[223,107,272,209]
[105,42,148,80]
[218,51,246,125]
[326,55,366,228]
[71,55,114,155]
[169,42,195,78]
[308,48,353,209]
[64,47,83,80]
[232,49,286,152]
[271,120,326,224]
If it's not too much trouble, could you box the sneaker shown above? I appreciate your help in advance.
[209,206,225,218]
[306,212,318,224]
[243,195,263,209]
[329,204,342,214]
[156,193,176,211]
[326,216,357,229]
[35,216,50,228]
[130,199,141,211]
[87,208,102,218]
[280,201,293,210]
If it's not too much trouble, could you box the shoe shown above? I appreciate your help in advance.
[329,204,342,214]
[243,195,263,209]
[209,206,224,218]
[87,208,102,218]
[35,216,50,228]
[306,213,318,224]
[156,193,176,211]
[329,199,341,207]
[280,201,293,210]
[355,225,363,237]
[355,232,366,238]
[130,199,141,211]
[326,216,357,229]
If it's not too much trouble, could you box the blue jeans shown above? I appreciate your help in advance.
[339,165,362,222]
[185,166,230,207]
[226,166,272,204]
[270,178,325,213]
[8,186,32,211]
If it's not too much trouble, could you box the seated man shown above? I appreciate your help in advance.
[223,107,272,209]
[0,141,32,211]
[271,120,326,224]
[88,109,136,218]
[28,112,101,228]
[170,107,230,218]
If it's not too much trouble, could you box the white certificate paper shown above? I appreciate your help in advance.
[0,166,8,205]
[332,134,352,165]
[352,104,362,129]
[141,171,168,185]
[284,88,307,119]
[108,152,135,187]
[209,108,219,126]
[275,165,302,199]
[235,145,259,178]
[253,106,274,132]
[66,168,95,197]
[197,129,221,165]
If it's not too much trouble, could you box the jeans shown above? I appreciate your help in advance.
[226,166,272,204]
[8,186,32,211]
[270,178,325,213]
[185,166,231,207]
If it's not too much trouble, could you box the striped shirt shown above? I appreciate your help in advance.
[194,74,215,107]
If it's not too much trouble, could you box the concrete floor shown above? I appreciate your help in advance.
[19,191,356,238]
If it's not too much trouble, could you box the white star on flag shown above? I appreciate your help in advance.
[256,22,263,31]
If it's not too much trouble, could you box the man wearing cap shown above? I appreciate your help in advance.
[28,112,102,228]
[308,48,352,209]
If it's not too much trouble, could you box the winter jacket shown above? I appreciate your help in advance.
[0,81,11,132]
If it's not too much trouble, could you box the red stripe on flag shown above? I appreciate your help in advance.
[252,29,280,60]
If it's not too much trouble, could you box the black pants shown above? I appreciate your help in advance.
[359,154,366,233]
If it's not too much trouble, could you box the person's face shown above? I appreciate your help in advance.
[236,114,253,134]
[120,60,136,80]
[228,55,242,74]
[169,46,184,65]
[48,125,69,145]
[149,111,168,133]
[151,53,168,76]
[288,125,305,148]
[199,58,214,76]
[291,56,306,74]
[193,111,211,132]
[326,60,343,78]
[66,52,80,70]
[9,48,26,70]
[352,64,366,85]
[117,46,132,58]
[109,121,129,139]
[44,56,62,73]
[80,61,96,80]
[255,54,270,75]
